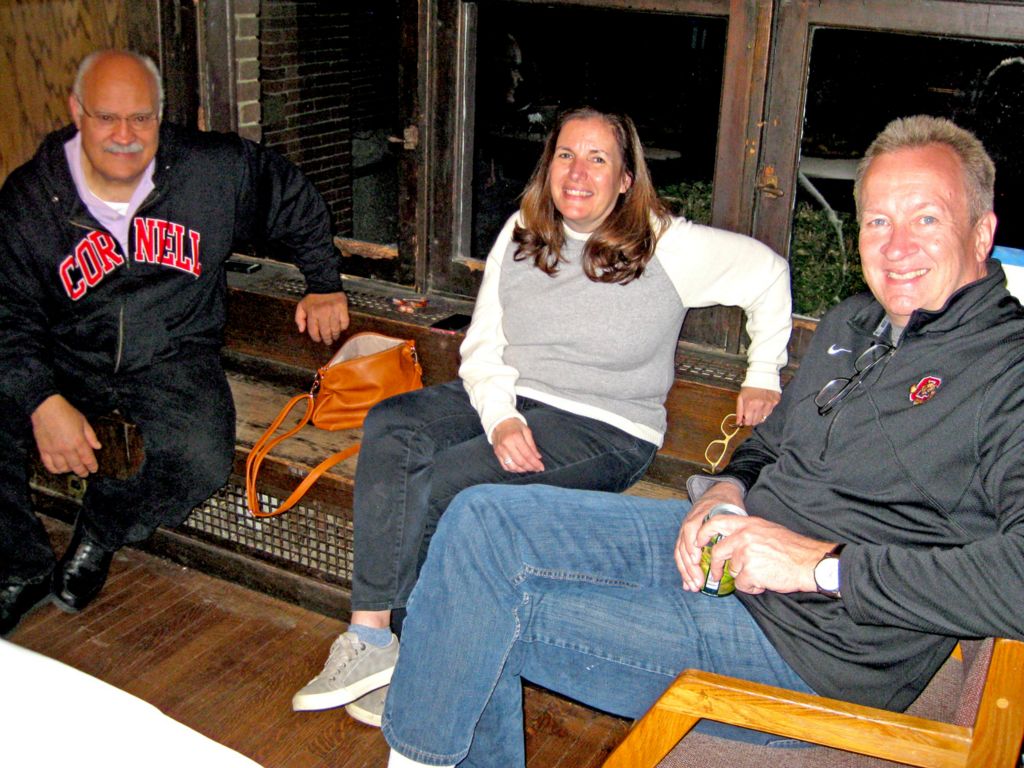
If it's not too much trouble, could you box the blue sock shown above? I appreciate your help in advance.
[349,623,393,647]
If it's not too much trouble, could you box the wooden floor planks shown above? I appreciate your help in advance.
[8,522,630,768]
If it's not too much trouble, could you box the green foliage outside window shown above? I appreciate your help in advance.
[657,181,867,318]
[659,180,714,227]
[788,202,867,318]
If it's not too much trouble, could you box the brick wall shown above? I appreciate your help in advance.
[258,1,352,234]
[234,0,261,142]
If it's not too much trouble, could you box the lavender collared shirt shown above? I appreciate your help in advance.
[64,132,156,257]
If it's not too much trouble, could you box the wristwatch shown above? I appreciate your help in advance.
[814,543,845,599]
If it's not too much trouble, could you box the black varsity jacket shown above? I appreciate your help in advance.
[0,122,343,418]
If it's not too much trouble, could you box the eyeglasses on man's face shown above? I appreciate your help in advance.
[814,342,894,415]
[703,413,740,474]
[75,95,159,131]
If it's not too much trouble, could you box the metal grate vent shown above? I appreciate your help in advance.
[184,481,353,587]
[676,350,745,385]
[279,281,452,324]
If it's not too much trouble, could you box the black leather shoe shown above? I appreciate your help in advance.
[52,525,114,613]
[1,574,52,637]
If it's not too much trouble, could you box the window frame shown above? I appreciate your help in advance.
[754,0,1024,283]
[424,0,775,354]
[188,0,1024,361]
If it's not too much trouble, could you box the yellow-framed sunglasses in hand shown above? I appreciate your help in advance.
[702,413,741,475]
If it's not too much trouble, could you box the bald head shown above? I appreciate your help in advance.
[73,50,164,119]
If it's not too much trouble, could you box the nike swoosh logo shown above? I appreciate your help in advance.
[828,344,853,355]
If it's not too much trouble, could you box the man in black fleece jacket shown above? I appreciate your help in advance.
[378,115,1024,767]
[0,50,349,635]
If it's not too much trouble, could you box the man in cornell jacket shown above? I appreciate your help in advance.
[0,50,350,635]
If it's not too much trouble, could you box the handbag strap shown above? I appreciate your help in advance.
[244,393,360,518]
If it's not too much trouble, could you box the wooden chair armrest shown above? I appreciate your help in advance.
[604,669,970,768]
[965,637,1024,767]
[604,638,1024,768]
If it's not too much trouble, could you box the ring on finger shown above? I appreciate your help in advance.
[503,456,514,466]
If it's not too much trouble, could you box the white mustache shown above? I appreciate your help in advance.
[104,142,144,154]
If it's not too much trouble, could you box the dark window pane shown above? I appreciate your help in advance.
[794,28,1024,317]
[469,2,727,259]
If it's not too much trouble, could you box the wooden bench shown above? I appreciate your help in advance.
[30,258,767,618]
[193,368,691,611]
[29,413,145,503]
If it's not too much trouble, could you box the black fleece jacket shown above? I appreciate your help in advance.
[723,262,1024,711]
[0,122,342,419]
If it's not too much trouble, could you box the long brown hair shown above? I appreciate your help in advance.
[513,107,670,284]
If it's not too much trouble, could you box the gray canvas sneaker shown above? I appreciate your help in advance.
[291,630,398,711]
[345,684,388,727]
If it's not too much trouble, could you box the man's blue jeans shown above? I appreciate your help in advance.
[382,484,814,767]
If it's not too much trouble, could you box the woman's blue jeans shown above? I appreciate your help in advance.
[351,380,657,611]
[382,484,814,767]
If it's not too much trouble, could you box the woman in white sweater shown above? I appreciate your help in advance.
[292,107,792,725]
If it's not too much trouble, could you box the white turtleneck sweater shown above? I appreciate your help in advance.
[459,213,792,447]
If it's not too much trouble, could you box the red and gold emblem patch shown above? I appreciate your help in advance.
[909,376,942,405]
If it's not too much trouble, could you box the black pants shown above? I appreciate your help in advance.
[351,379,658,613]
[0,349,234,583]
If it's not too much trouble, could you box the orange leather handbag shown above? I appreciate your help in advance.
[245,332,423,517]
